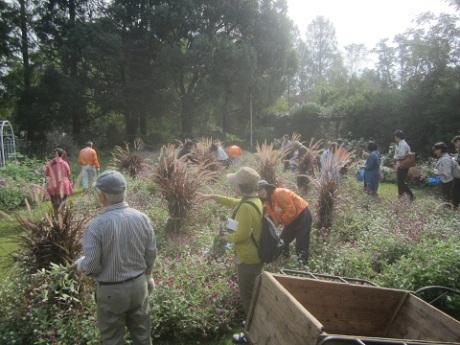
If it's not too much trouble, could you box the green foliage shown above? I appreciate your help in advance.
[0,157,45,210]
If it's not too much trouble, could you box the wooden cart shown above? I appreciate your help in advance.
[245,271,460,345]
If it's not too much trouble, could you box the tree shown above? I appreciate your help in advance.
[344,43,369,78]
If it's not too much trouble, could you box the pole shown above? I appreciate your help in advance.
[250,91,253,149]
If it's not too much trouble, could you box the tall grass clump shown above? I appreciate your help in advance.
[192,137,222,173]
[111,138,146,178]
[296,138,322,193]
[11,202,87,273]
[151,144,216,233]
[256,140,283,185]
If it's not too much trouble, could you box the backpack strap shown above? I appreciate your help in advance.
[243,200,262,249]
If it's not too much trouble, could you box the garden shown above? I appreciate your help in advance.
[0,137,459,345]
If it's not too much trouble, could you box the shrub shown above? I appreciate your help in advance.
[111,138,147,178]
[296,138,322,193]
[256,140,283,185]
[11,203,87,273]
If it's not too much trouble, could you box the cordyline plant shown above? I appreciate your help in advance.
[315,143,355,230]
[256,140,283,185]
[10,202,88,274]
[192,137,222,173]
[296,138,322,193]
[111,138,146,178]
[150,144,217,233]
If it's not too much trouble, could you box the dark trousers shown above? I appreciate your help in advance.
[280,207,312,263]
[397,167,414,200]
[441,180,454,203]
[453,178,460,209]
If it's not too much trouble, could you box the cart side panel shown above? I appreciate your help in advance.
[273,274,406,337]
[246,272,323,345]
[386,294,460,342]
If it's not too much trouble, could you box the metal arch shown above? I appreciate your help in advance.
[0,120,16,167]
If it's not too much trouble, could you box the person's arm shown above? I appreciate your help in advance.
[364,153,378,171]
[92,150,100,169]
[80,226,102,276]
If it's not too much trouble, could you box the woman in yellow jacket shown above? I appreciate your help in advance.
[257,180,312,264]
[198,167,262,344]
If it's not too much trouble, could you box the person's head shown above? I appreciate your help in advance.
[432,142,448,157]
[184,140,194,149]
[394,130,404,142]
[283,134,289,141]
[210,143,218,151]
[227,167,260,196]
[95,170,127,206]
[367,141,378,152]
[85,141,93,147]
[55,147,65,158]
[257,180,276,201]
[452,135,460,149]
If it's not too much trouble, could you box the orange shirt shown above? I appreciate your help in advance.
[78,147,100,168]
[263,188,308,226]
[227,145,242,157]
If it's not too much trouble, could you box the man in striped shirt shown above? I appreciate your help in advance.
[75,170,156,345]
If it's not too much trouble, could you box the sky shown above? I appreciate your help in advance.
[287,0,458,50]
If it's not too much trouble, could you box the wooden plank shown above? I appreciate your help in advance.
[246,272,323,345]
[274,274,405,337]
[387,294,460,342]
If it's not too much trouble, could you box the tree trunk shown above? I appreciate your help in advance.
[180,95,194,137]
[68,0,81,135]
[19,0,30,90]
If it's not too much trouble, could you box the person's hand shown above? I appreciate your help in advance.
[196,193,215,203]
[73,256,85,271]
[146,276,155,294]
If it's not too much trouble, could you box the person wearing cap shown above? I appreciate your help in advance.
[257,180,312,264]
[74,170,157,345]
[198,167,262,344]
[77,141,100,190]
[44,147,73,214]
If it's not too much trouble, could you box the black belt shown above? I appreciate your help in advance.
[98,273,144,286]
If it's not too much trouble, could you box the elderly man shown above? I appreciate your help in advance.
[78,141,100,190]
[75,170,157,345]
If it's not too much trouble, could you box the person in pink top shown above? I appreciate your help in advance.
[44,148,73,213]
[78,141,100,190]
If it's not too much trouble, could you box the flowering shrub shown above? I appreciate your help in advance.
[0,157,46,210]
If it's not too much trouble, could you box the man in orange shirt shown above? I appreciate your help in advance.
[257,180,312,264]
[78,141,100,190]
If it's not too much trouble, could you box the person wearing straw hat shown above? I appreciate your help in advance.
[198,167,263,344]
[257,180,312,264]
[74,170,157,345]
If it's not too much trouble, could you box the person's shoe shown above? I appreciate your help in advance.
[233,332,248,343]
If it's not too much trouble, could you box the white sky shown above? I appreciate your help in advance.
[287,0,458,50]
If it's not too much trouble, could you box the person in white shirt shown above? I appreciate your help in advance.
[211,142,230,167]
[433,142,454,203]
[394,130,415,201]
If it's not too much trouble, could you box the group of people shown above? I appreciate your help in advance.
[70,163,311,345]
[44,141,100,213]
[177,139,243,167]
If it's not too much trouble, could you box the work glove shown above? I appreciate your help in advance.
[74,256,85,271]
[146,276,155,294]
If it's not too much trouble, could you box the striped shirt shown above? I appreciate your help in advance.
[81,202,156,283]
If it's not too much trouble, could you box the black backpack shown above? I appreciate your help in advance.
[244,201,285,263]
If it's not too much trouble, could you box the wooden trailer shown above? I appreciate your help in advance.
[245,272,460,345]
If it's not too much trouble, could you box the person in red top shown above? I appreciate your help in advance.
[44,148,73,213]
[227,145,242,164]
[78,141,100,190]
[257,180,312,264]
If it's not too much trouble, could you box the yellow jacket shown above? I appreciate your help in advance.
[216,195,262,264]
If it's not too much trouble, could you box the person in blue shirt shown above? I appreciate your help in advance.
[363,141,381,196]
